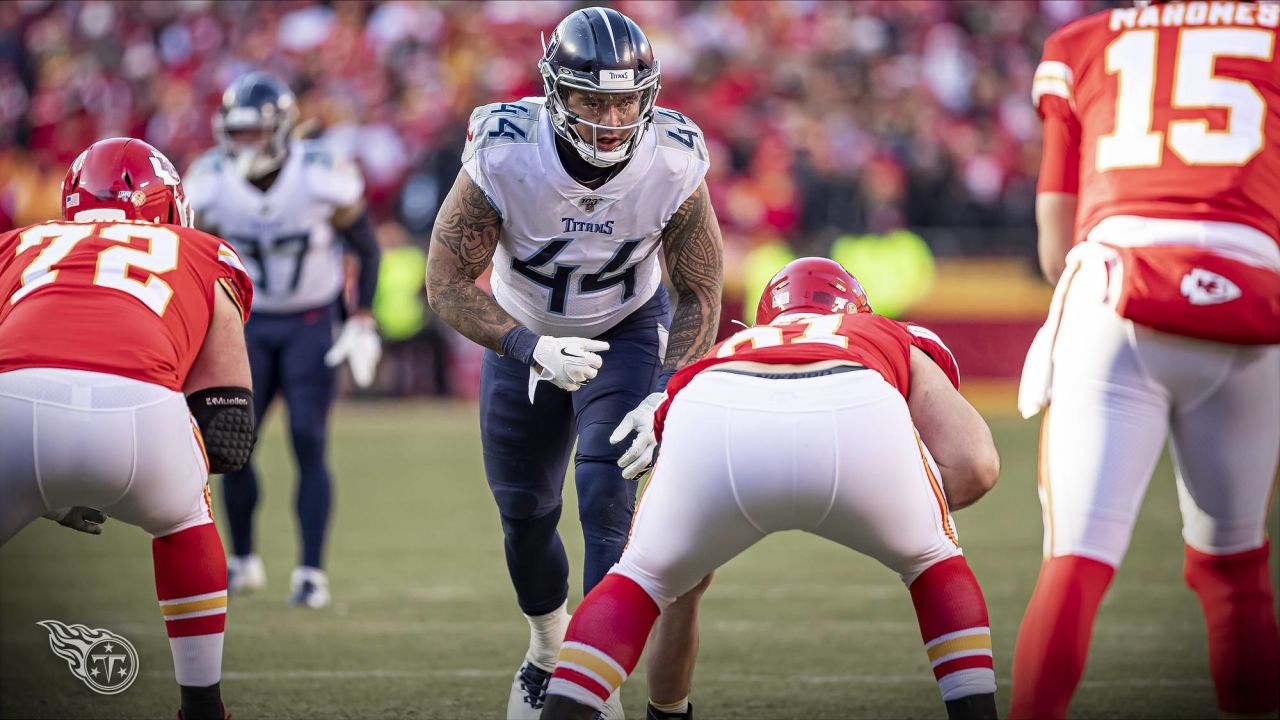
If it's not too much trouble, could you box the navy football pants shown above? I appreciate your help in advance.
[480,289,669,616]
[222,304,337,570]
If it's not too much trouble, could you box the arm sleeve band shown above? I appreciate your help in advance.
[187,387,256,474]
[500,326,540,366]
[338,210,382,310]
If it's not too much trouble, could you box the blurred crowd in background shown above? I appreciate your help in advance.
[1,0,1109,395]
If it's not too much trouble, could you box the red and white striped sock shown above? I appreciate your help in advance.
[909,556,996,702]
[547,572,661,711]
[153,522,228,688]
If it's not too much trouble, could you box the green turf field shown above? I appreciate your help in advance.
[2,400,1277,719]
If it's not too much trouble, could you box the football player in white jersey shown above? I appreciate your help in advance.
[426,8,724,719]
[185,72,382,609]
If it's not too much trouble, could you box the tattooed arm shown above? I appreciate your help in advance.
[660,180,724,372]
[426,170,517,352]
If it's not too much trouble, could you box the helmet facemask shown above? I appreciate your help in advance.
[214,103,295,181]
[539,38,661,168]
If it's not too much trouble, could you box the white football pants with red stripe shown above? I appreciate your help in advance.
[556,366,994,710]
[1040,252,1280,564]
[617,366,963,605]
[0,367,215,543]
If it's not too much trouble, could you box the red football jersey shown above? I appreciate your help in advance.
[1034,1,1280,243]
[0,220,253,391]
[653,313,959,442]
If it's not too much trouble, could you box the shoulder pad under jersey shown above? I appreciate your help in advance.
[183,149,226,213]
[652,107,709,163]
[905,323,961,389]
[462,99,544,164]
[297,140,364,209]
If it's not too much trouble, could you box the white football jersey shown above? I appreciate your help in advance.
[462,97,710,338]
[184,140,364,314]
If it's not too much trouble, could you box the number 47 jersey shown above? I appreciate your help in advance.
[463,97,710,338]
[184,140,364,314]
[0,220,254,391]
[1034,1,1280,244]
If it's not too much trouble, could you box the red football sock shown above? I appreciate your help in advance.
[547,572,661,709]
[1009,554,1115,720]
[153,522,228,688]
[1184,542,1280,716]
[909,556,996,702]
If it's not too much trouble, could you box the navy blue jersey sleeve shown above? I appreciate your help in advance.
[338,210,381,310]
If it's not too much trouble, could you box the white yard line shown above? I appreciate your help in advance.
[144,669,1210,690]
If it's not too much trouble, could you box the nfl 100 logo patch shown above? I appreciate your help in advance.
[576,196,605,214]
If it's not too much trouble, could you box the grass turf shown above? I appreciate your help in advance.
[2,400,1276,719]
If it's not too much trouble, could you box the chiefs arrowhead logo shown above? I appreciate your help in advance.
[1180,268,1241,306]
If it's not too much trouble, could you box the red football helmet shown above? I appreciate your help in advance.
[756,257,872,325]
[61,137,192,227]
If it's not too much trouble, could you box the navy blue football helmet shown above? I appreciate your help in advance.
[214,72,298,180]
[539,7,661,167]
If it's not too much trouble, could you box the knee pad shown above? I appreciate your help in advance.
[289,422,326,455]
[148,512,215,541]
[575,419,624,464]
[1181,512,1270,557]
[491,480,562,521]
[500,504,563,541]
[574,457,636,522]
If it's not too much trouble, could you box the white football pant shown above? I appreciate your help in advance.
[0,368,213,544]
[1041,243,1280,566]
[614,366,963,609]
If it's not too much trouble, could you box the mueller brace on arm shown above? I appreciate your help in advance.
[187,387,256,474]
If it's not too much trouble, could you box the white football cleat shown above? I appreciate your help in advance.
[507,660,551,720]
[286,566,330,609]
[226,554,265,594]
[598,689,624,720]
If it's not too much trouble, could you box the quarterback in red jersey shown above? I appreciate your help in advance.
[542,258,1001,720]
[1015,2,1280,718]
[0,138,254,720]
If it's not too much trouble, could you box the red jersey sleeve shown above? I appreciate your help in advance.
[1034,27,1082,195]
[211,240,253,322]
[904,322,961,389]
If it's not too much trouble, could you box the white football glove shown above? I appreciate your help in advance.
[610,391,666,480]
[325,315,382,388]
[532,336,610,392]
[43,507,107,535]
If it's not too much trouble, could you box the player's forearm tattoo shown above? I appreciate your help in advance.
[426,172,518,353]
[661,181,724,372]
